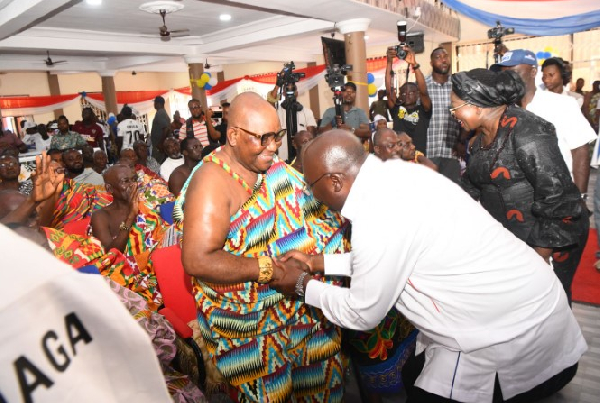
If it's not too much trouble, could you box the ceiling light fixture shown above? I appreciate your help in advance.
[86,0,102,5]
[220,14,231,21]
[139,1,184,14]
[364,35,369,40]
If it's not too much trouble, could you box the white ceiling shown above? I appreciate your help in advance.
[0,0,459,74]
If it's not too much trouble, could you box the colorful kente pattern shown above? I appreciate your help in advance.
[51,179,112,229]
[175,153,349,402]
[44,202,167,310]
[346,309,417,394]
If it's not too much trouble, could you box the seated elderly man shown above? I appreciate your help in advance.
[88,164,169,310]
[372,127,401,161]
[272,130,586,403]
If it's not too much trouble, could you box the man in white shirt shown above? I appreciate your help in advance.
[116,106,147,151]
[159,137,183,182]
[492,49,596,304]
[0,225,171,402]
[22,120,51,152]
[271,130,586,403]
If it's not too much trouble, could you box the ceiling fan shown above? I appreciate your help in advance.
[204,59,211,69]
[44,51,67,67]
[158,9,189,41]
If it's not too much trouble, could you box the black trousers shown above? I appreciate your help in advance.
[402,352,578,403]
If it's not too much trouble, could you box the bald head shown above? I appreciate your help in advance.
[304,129,366,174]
[373,128,396,147]
[103,164,132,186]
[229,92,278,129]
[302,130,366,211]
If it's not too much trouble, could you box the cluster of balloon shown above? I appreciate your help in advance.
[192,72,218,91]
[367,73,378,97]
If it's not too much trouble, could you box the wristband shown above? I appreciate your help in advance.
[413,63,420,70]
[119,221,131,232]
[581,193,588,201]
[257,256,274,283]
[295,272,310,297]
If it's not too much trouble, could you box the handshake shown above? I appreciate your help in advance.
[268,250,323,296]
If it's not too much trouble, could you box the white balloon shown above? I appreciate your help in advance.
[208,76,218,86]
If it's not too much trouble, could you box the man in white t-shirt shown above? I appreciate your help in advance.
[159,137,183,182]
[22,121,51,152]
[116,106,147,151]
[0,225,171,402]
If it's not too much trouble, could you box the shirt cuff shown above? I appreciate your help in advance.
[305,279,329,309]
[323,253,352,276]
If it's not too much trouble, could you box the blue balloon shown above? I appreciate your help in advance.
[544,52,552,59]
[367,73,375,84]
[80,91,87,98]
[204,83,212,91]
[536,51,545,59]
[206,72,212,78]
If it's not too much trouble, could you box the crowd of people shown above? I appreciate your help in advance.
[1,42,599,403]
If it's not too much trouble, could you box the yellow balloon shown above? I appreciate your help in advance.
[368,83,378,96]
[200,73,210,83]
[538,59,545,65]
[544,46,553,53]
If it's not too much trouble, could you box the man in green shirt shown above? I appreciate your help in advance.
[49,116,87,151]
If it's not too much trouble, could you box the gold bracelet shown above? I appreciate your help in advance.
[257,256,274,283]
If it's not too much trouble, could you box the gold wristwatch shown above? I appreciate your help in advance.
[119,221,131,232]
[257,256,274,283]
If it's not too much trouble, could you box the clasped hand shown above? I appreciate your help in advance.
[269,250,315,295]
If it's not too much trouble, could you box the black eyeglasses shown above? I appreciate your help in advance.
[233,126,286,146]
[303,173,340,196]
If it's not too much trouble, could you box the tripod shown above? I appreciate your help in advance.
[284,93,299,163]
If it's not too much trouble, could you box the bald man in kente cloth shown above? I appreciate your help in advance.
[173,92,348,402]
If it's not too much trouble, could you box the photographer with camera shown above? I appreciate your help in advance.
[318,82,370,141]
[386,45,432,155]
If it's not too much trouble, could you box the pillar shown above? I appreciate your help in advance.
[47,72,64,118]
[338,18,371,113]
[307,62,321,117]
[100,71,118,116]
[185,55,208,108]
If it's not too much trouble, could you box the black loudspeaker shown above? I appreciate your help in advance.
[406,32,425,54]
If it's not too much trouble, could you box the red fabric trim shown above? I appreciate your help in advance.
[0,93,79,109]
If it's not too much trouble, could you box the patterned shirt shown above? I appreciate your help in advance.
[49,131,87,151]
[425,75,460,159]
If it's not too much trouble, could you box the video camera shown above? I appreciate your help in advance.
[325,63,352,91]
[488,21,515,40]
[276,61,305,89]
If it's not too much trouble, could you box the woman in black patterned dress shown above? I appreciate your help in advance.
[452,68,585,304]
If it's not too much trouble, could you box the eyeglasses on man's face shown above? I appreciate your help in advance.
[302,172,342,196]
[233,126,286,147]
[0,161,18,169]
